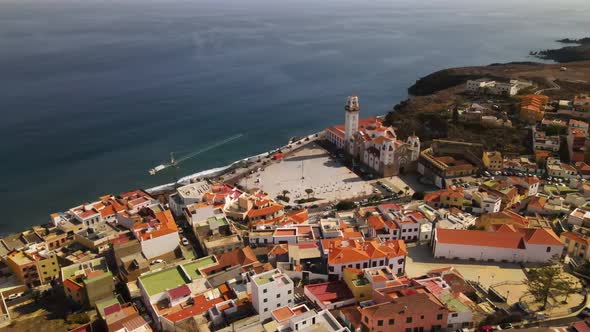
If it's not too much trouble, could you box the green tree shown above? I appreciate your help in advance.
[282,190,290,197]
[305,188,314,199]
[412,191,424,200]
[524,265,573,309]
[335,201,356,211]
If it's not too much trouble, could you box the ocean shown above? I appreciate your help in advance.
[1,0,589,234]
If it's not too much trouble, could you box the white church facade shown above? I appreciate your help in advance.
[325,96,420,177]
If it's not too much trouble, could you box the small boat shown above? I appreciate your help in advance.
[149,164,166,175]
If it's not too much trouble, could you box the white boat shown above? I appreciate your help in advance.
[149,164,166,175]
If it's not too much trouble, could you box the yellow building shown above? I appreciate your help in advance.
[343,268,372,302]
[476,210,530,230]
[3,250,60,288]
[425,187,464,209]
[560,232,590,261]
[482,151,503,171]
[34,252,60,284]
[519,95,549,124]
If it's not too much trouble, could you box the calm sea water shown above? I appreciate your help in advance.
[1,0,589,234]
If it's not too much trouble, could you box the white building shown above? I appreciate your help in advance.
[325,96,420,177]
[433,227,563,263]
[320,238,407,279]
[133,210,180,260]
[533,128,560,152]
[506,176,540,196]
[251,268,294,321]
[270,304,349,332]
[568,208,590,227]
[546,158,578,179]
[69,205,103,228]
[465,79,532,96]
[168,181,211,217]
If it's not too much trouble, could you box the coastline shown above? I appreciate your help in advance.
[145,131,325,195]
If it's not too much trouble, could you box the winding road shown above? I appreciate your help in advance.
[535,79,561,94]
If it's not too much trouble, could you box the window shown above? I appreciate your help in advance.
[437,314,443,320]
[546,247,551,252]
[378,320,383,326]
[277,294,280,298]
[263,289,267,294]
[420,315,424,319]
[288,290,292,294]
[451,313,458,318]
[389,319,395,325]
[277,303,281,307]
[263,299,268,303]
[329,266,334,272]
[406,329,412,332]
[264,308,268,312]
[365,317,369,323]
[406,317,412,323]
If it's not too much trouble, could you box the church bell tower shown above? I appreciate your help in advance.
[344,95,360,154]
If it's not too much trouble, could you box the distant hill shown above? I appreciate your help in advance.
[531,37,590,63]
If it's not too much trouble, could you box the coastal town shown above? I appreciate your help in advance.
[2,78,590,332]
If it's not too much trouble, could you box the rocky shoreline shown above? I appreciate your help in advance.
[531,37,590,63]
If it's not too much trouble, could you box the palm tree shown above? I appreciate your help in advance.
[282,190,290,197]
[305,188,314,199]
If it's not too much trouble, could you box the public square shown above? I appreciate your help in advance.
[239,142,374,203]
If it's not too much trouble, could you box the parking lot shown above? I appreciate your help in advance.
[239,142,374,204]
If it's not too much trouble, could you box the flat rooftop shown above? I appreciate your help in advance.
[177,181,211,199]
[139,266,190,296]
[182,256,217,280]
[254,270,291,287]
[305,281,354,305]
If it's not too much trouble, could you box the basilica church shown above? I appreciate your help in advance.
[325,96,420,177]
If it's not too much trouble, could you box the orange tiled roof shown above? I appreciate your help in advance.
[436,228,525,249]
[520,228,562,246]
[322,238,406,265]
[247,203,284,218]
[561,232,590,246]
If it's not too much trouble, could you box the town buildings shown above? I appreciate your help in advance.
[465,79,532,96]
[4,248,59,288]
[132,209,180,260]
[321,238,407,279]
[482,151,503,171]
[520,95,549,124]
[61,257,114,308]
[560,231,590,263]
[418,140,484,188]
[269,304,349,332]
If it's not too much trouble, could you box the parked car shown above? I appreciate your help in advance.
[181,237,189,246]
[499,323,513,330]
[150,259,164,265]
[7,293,22,301]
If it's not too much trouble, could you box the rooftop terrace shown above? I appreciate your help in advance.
[140,266,190,297]
[182,256,217,280]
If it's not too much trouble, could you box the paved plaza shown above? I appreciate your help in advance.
[240,143,373,204]
[405,245,527,291]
